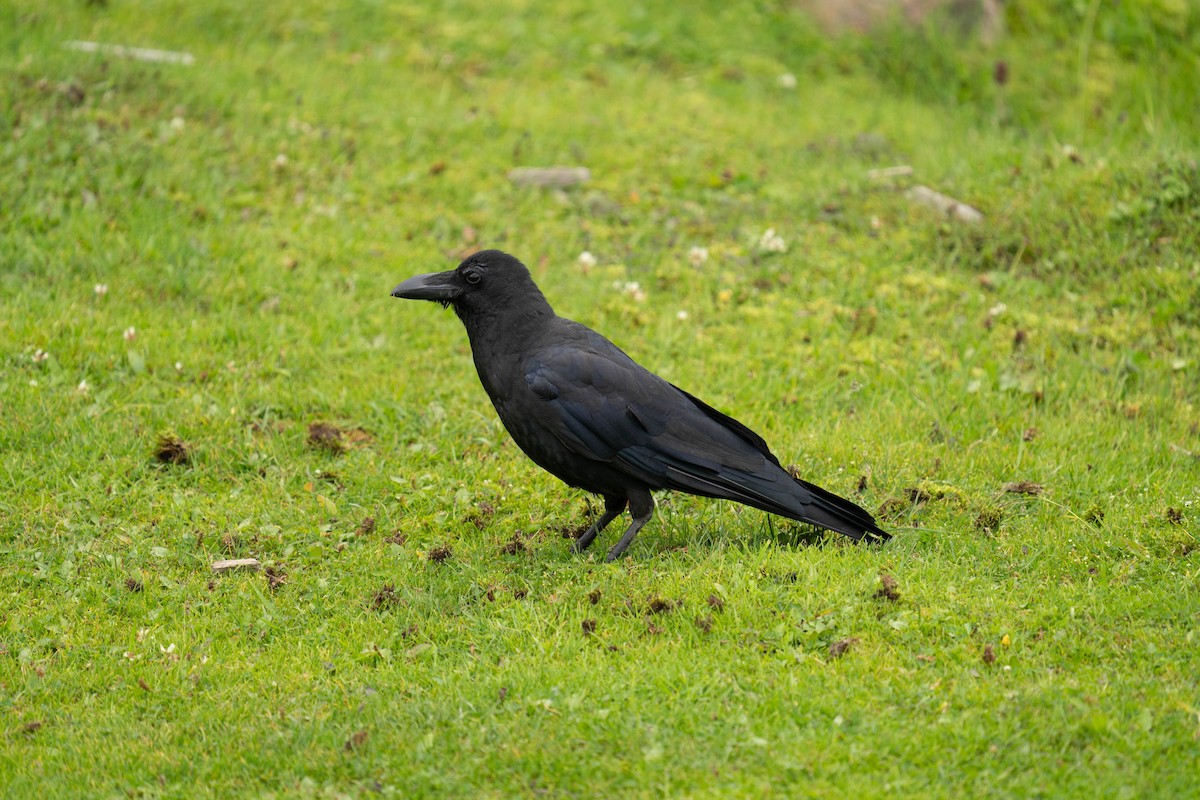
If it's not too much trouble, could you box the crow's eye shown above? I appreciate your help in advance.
[465,271,482,285]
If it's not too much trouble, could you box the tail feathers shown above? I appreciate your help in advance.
[623,445,889,542]
[654,457,889,543]
[789,476,890,542]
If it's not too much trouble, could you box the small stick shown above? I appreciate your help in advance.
[868,165,914,180]
[508,167,590,188]
[64,41,196,66]
[906,184,984,223]
[211,558,261,572]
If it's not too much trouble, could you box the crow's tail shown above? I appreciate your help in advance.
[782,475,890,542]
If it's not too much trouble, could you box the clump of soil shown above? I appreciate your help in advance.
[829,637,859,659]
[466,501,496,530]
[264,565,286,591]
[153,432,191,465]
[1004,480,1044,495]
[499,536,529,555]
[557,521,592,540]
[124,577,144,593]
[875,573,901,602]
[694,614,714,633]
[356,517,376,536]
[647,596,676,614]
[427,544,452,563]
[371,584,400,611]
[707,594,725,611]
[975,507,1004,534]
[581,619,597,635]
[982,644,996,664]
[307,422,345,454]
[587,588,602,605]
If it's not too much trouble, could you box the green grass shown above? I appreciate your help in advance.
[2,1,1199,796]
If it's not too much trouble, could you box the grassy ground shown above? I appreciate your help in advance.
[2,1,1199,796]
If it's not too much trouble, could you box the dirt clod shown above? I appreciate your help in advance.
[356,517,376,536]
[558,521,591,539]
[647,596,676,614]
[307,422,346,453]
[695,614,714,632]
[467,501,496,530]
[875,573,901,602]
[581,619,597,635]
[153,433,191,465]
[264,566,286,591]
[1004,480,1044,495]
[344,730,368,751]
[829,637,859,659]
[499,536,529,555]
[1166,506,1184,525]
[370,584,400,611]
[385,531,408,546]
[975,507,1004,534]
[20,720,43,735]
[905,486,932,504]
[587,588,602,605]
[707,594,725,611]
[982,644,996,664]
[427,544,453,563]
[124,577,144,593]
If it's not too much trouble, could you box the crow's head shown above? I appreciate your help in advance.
[391,250,553,329]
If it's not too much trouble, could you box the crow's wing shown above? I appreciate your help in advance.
[522,338,797,507]
[520,332,887,542]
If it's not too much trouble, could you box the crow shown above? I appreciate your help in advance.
[391,250,889,561]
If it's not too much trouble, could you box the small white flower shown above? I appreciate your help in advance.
[676,310,689,321]
[175,361,183,372]
[688,246,709,267]
[778,72,797,90]
[77,379,90,394]
[94,283,108,297]
[28,379,38,387]
[32,348,49,363]
[170,116,185,131]
[988,302,1007,317]
[758,228,787,253]
[577,250,597,270]
[273,153,288,169]
[123,327,137,342]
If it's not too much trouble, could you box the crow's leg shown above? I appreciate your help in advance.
[572,494,627,553]
[604,489,654,562]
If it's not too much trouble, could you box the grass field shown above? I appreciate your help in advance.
[2,1,1199,796]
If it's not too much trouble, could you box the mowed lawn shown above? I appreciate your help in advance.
[2,1,1198,796]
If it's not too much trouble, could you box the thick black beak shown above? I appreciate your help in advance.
[390,270,460,302]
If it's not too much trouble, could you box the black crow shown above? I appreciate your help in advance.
[392,250,889,561]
